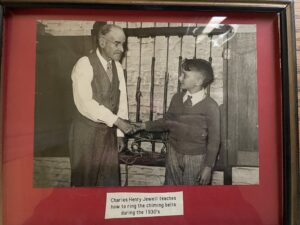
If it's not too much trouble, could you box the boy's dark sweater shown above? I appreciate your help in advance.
[145,92,220,167]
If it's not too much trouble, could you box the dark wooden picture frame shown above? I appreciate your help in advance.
[0,0,298,225]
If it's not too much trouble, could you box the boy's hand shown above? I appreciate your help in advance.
[133,122,146,132]
[198,166,212,185]
[131,122,146,134]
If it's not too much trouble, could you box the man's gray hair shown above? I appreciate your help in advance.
[99,24,123,36]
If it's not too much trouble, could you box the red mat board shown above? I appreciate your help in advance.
[2,8,282,225]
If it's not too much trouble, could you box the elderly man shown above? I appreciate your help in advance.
[69,24,133,187]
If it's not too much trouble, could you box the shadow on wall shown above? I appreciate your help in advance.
[34,21,107,157]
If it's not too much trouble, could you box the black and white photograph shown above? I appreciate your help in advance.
[34,19,258,187]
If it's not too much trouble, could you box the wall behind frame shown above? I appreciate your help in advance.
[293,3,300,223]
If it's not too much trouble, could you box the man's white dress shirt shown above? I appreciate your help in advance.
[71,49,128,137]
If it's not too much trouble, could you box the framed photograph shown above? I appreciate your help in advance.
[1,0,298,225]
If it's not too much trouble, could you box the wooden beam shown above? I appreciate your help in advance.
[124,25,232,38]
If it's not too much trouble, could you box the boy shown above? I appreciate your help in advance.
[139,58,220,185]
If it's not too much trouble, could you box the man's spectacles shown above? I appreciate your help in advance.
[101,36,125,49]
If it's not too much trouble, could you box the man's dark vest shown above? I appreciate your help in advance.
[88,52,120,116]
[69,52,121,186]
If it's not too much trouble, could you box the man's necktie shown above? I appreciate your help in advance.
[106,61,113,82]
[184,95,193,108]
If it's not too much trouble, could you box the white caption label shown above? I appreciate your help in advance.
[105,192,183,219]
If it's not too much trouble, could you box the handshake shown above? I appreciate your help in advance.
[114,118,146,135]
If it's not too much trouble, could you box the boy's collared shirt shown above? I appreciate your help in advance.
[183,89,206,106]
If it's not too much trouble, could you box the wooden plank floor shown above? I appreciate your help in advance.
[33,157,259,187]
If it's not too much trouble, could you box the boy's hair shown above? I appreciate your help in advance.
[181,58,214,88]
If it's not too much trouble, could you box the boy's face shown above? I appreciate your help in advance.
[179,70,204,92]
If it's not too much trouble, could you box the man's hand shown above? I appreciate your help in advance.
[132,122,146,132]
[114,118,135,134]
[117,137,126,152]
[197,166,212,185]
